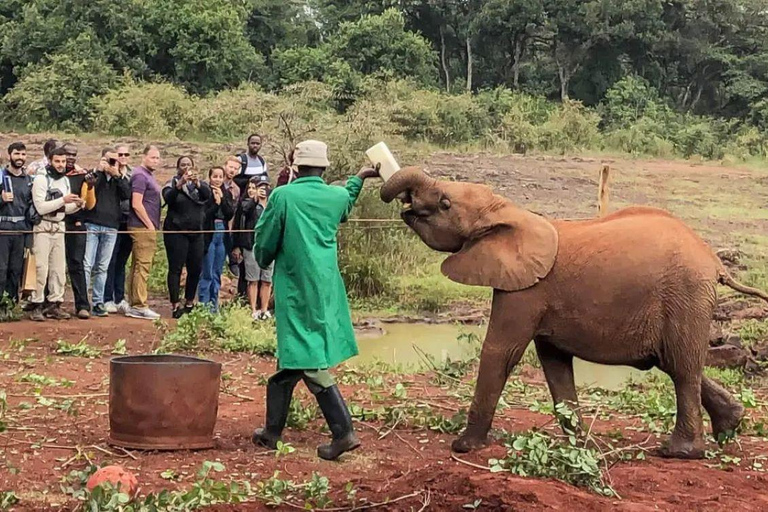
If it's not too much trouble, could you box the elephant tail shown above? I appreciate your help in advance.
[718,269,768,303]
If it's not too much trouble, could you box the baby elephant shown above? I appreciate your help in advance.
[381,167,768,459]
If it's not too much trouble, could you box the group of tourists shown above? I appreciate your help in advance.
[0,134,280,321]
[2,133,380,461]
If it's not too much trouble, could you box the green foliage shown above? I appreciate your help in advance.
[156,302,276,355]
[738,319,768,347]
[330,9,438,86]
[286,393,319,430]
[489,428,613,496]
[3,36,118,130]
[350,401,468,434]
[55,339,101,358]
[17,373,74,388]
[191,83,279,141]
[65,461,254,510]
[142,0,266,94]
[91,79,195,139]
[0,491,19,510]
[590,374,678,434]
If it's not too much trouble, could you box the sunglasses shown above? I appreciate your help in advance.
[118,153,130,157]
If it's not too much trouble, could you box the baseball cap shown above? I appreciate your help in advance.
[250,174,270,187]
[293,140,330,167]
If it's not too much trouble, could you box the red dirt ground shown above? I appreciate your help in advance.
[3,317,768,511]
[3,134,768,510]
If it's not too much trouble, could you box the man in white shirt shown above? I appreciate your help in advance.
[29,146,85,321]
[234,134,268,200]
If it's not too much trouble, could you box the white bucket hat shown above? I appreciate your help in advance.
[293,140,330,167]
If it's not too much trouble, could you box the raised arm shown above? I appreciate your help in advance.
[340,167,379,223]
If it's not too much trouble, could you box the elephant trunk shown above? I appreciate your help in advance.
[379,167,432,203]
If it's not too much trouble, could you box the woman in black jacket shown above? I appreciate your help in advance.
[162,156,211,318]
[198,166,235,311]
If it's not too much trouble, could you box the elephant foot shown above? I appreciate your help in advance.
[659,435,705,460]
[451,434,489,453]
[711,403,745,442]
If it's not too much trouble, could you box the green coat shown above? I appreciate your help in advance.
[253,175,363,370]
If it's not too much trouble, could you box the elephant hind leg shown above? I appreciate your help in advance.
[534,338,581,433]
[701,376,745,441]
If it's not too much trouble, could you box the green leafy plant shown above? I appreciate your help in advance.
[156,303,276,354]
[55,339,101,358]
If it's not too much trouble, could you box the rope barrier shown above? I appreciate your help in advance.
[0,218,408,236]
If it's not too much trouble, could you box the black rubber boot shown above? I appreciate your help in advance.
[252,375,297,449]
[315,385,361,460]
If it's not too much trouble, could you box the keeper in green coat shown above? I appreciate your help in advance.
[251,139,380,460]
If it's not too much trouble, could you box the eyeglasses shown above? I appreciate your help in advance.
[118,153,130,157]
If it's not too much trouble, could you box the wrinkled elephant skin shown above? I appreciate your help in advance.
[381,168,765,459]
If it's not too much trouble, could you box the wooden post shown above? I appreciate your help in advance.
[598,164,610,217]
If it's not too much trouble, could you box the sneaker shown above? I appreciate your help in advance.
[104,301,118,313]
[126,307,161,320]
[251,311,261,321]
[46,304,72,320]
[116,300,131,314]
[262,310,273,320]
[92,304,109,317]
[76,309,91,320]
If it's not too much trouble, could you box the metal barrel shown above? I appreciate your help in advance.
[108,354,221,450]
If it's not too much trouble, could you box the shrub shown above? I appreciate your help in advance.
[539,99,602,153]
[192,83,280,141]
[156,302,276,355]
[4,41,118,131]
[91,79,194,139]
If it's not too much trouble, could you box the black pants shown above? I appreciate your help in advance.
[65,223,90,312]
[104,228,133,304]
[164,232,204,304]
[0,233,25,304]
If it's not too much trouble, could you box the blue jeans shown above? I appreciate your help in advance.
[198,221,227,310]
[105,229,132,304]
[84,223,118,306]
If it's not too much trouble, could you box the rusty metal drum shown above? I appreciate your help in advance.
[108,354,221,450]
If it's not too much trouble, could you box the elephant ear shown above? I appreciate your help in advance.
[441,205,558,292]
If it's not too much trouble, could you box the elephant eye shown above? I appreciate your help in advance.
[439,196,451,211]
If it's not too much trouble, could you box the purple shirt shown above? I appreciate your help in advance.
[128,166,161,229]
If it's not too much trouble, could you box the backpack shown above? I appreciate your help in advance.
[238,153,267,176]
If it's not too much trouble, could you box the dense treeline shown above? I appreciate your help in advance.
[1,1,767,160]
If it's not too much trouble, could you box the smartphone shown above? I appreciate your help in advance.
[2,174,12,195]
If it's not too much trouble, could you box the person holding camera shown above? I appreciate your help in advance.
[82,147,131,317]
[0,142,33,316]
[29,146,86,321]
[162,156,211,318]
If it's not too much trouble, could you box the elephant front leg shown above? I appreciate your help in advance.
[452,320,534,453]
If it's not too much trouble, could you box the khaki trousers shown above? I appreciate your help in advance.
[31,221,66,304]
[128,227,157,309]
